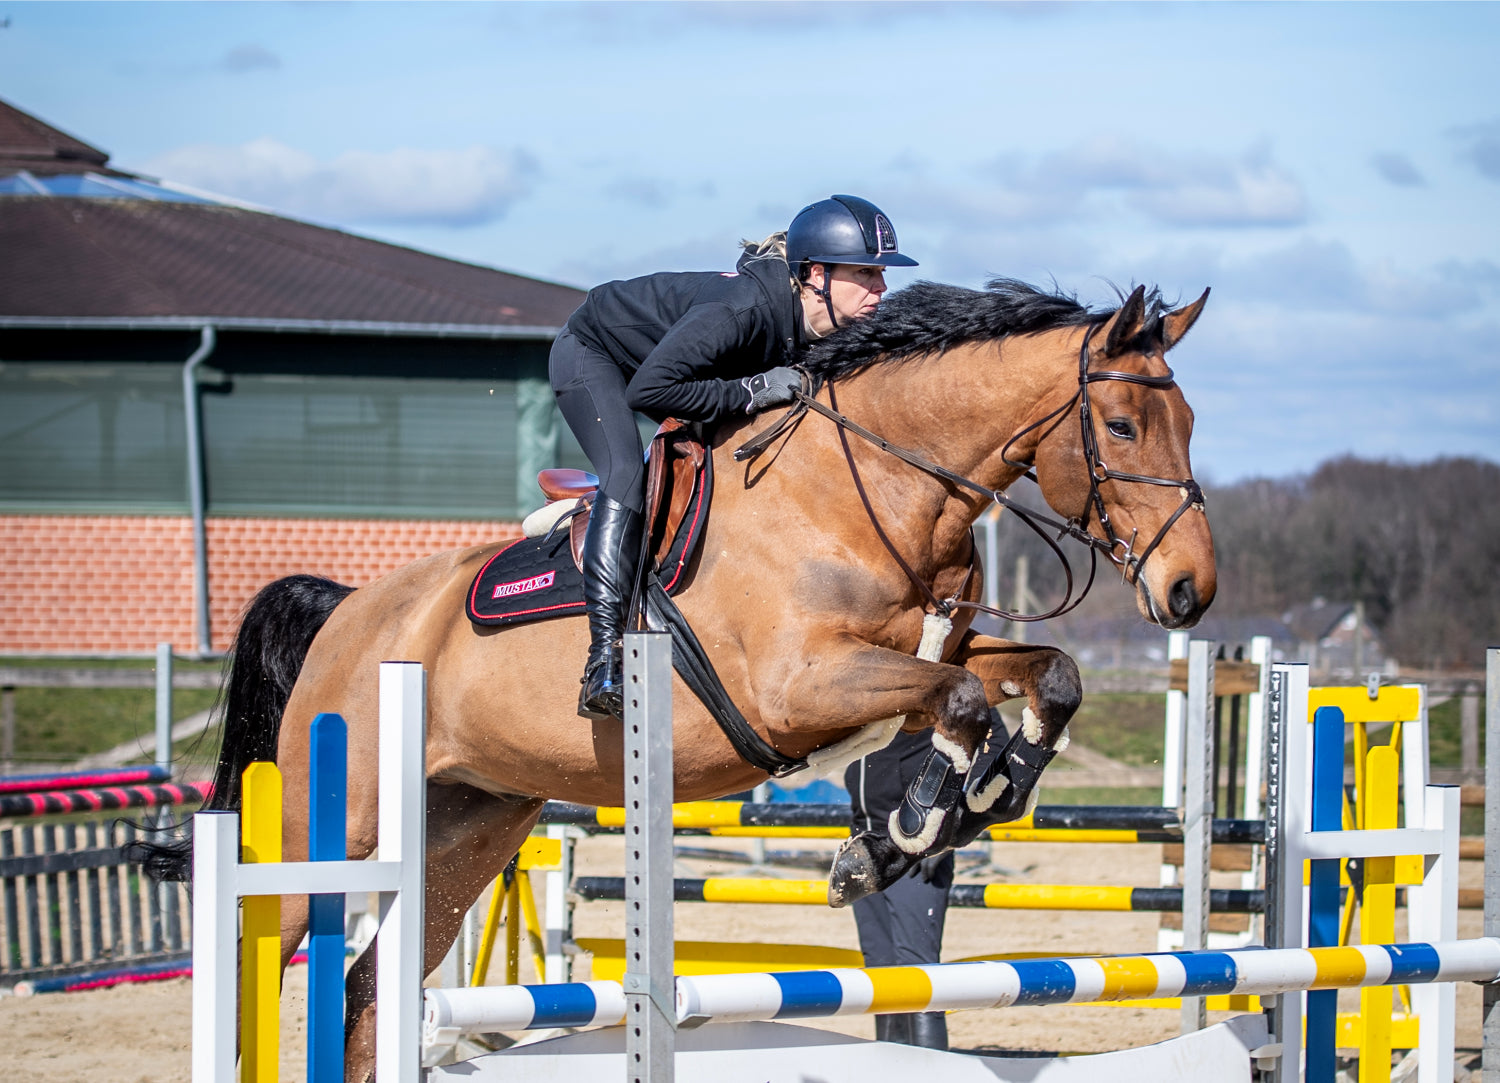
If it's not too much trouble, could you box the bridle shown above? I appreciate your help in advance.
[733,320,1206,623]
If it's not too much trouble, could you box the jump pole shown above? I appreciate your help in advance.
[191,660,427,1083]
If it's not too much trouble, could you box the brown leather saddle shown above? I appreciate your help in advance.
[536,419,710,590]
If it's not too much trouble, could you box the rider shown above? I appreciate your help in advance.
[550,195,918,720]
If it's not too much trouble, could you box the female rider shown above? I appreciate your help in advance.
[550,195,918,721]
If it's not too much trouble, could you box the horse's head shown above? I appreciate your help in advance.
[1031,286,1216,628]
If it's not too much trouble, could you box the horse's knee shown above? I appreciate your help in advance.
[934,669,990,753]
[1034,650,1082,722]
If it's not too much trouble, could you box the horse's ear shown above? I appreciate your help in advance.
[1102,285,1148,357]
[1161,287,1210,352]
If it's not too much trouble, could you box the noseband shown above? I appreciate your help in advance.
[734,320,1205,623]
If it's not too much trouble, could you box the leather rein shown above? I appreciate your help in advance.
[733,321,1206,623]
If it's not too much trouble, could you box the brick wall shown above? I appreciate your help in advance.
[0,515,519,655]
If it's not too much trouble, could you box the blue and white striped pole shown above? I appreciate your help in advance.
[420,938,1500,1052]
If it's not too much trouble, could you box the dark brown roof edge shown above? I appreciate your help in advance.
[0,315,562,338]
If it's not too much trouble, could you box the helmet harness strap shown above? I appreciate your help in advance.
[807,263,840,331]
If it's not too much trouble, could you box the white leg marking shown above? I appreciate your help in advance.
[1000,680,1024,698]
[1052,725,1071,753]
[1021,706,1043,745]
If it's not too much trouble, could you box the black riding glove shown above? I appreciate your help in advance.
[742,367,800,413]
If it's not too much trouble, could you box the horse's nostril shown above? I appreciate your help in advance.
[1168,575,1198,619]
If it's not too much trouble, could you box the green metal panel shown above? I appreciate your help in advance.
[0,361,188,509]
[0,359,593,519]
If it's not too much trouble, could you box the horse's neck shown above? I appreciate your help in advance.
[826,335,1073,550]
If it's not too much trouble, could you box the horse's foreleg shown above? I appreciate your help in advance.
[343,786,545,1083]
[774,641,993,907]
[946,630,1082,841]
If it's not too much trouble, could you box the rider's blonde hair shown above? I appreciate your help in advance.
[739,231,800,293]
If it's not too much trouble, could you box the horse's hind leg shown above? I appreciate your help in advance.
[343,785,544,1083]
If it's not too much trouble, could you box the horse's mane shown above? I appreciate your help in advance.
[800,277,1167,384]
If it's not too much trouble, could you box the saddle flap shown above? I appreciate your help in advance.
[532,421,711,583]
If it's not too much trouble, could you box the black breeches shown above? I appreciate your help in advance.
[549,328,646,513]
[849,853,954,967]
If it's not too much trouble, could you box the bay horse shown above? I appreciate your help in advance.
[143,278,1215,1080]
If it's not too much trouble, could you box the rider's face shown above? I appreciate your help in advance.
[802,263,889,335]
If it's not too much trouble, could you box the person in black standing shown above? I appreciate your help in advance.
[550,196,918,721]
[845,727,955,1049]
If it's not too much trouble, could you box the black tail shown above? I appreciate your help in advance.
[129,574,356,881]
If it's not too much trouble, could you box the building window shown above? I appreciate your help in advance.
[0,361,187,510]
[1,360,592,519]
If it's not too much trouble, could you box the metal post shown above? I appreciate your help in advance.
[749,782,770,869]
[155,643,174,776]
[544,824,574,983]
[1264,662,1310,1083]
[1243,637,1272,940]
[623,631,674,1083]
[1159,630,1190,903]
[1009,553,1029,643]
[1180,638,1214,1034]
[1484,648,1499,1083]
[1462,683,1482,786]
[154,642,181,947]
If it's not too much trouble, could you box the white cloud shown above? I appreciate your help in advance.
[971,137,1307,228]
[145,138,537,227]
[1148,238,1485,319]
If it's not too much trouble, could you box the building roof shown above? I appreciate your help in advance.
[0,97,116,176]
[0,98,583,331]
[1281,598,1354,643]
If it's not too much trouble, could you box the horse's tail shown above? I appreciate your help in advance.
[130,574,356,881]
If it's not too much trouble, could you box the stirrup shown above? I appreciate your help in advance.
[578,650,624,721]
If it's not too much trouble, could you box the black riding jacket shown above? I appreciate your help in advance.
[565,247,804,426]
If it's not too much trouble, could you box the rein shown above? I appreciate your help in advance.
[733,321,1205,623]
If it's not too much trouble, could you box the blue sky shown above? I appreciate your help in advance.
[3,2,1497,483]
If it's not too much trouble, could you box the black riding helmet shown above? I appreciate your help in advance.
[786,195,917,329]
[786,195,919,271]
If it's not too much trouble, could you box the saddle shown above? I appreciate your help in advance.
[532,418,710,591]
[466,420,712,626]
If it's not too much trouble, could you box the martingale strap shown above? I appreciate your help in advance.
[644,576,806,778]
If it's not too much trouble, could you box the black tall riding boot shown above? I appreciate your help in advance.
[909,1010,949,1050]
[578,494,644,721]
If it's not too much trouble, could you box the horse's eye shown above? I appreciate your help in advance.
[1106,419,1136,440]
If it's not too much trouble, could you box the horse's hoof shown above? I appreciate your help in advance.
[827,831,913,907]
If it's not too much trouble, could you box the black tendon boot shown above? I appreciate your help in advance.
[578,495,644,721]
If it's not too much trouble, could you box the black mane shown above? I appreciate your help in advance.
[800,277,1166,384]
